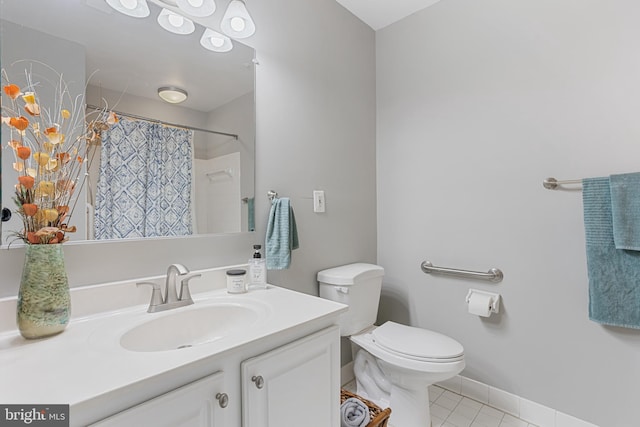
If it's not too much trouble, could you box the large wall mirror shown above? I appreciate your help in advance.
[0,0,255,245]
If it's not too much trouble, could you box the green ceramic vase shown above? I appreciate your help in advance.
[17,244,70,339]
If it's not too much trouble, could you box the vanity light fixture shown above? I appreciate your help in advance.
[220,0,255,39]
[200,29,233,52]
[176,0,216,17]
[105,0,150,17]
[157,8,195,34]
[158,87,188,104]
[109,0,250,52]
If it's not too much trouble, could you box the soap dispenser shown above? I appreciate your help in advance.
[248,244,267,289]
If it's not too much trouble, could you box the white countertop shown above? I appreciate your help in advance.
[0,266,347,417]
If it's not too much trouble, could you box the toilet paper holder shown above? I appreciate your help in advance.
[466,289,501,315]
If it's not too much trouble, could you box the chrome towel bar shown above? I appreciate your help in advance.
[543,177,582,190]
[420,261,504,283]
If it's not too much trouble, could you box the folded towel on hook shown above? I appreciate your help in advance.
[583,177,640,329]
[609,172,640,250]
[340,397,370,427]
[265,197,299,269]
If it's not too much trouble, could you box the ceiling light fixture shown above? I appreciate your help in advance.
[158,87,188,104]
[200,28,233,53]
[220,0,255,39]
[176,0,216,17]
[105,0,150,17]
[157,8,195,34]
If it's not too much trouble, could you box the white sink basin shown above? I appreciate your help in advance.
[120,303,264,352]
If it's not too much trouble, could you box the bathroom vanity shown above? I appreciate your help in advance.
[0,265,347,427]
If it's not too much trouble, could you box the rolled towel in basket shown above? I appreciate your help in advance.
[341,397,370,427]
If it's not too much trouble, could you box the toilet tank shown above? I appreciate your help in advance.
[317,263,384,336]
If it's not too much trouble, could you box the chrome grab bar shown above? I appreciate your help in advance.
[420,261,504,283]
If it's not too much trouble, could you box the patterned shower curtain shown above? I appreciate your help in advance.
[94,118,194,239]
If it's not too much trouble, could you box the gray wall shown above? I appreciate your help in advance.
[249,0,377,296]
[0,0,376,297]
[376,1,640,426]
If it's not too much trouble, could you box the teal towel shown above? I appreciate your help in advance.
[247,197,255,232]
[265,198,299,270]
[610,172,640,250]
[583,177,640,329]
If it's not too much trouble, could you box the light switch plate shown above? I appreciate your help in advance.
[313,190,325,213]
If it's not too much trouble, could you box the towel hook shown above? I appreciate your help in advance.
[267,190,278,201]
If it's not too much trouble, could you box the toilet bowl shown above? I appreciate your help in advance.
[351,322,465,427]
[317,263,465,427]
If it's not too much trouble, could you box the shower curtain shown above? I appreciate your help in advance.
[94,118,194,240]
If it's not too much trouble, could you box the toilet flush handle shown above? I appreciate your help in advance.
[336,286,349,294]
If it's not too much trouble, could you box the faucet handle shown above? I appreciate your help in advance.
[137,281,163,311]
[179,273,201,303]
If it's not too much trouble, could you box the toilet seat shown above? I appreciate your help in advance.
[372,321,464,363]
[351,322,465,375]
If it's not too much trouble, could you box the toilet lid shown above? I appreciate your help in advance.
[372,321,464,362]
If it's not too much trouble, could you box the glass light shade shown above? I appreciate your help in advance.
[200,28,233,53]
[106,0,150,18]
[157,8,195,35]
[158,87,188,103]
[176,0,216,17]
[220,0,255,39]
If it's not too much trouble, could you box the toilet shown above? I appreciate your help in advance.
[318,263,465,427]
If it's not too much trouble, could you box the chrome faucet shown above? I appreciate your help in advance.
[137,264,201,313]
[164,264,187,304]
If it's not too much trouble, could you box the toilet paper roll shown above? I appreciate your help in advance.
[468,292,493,317]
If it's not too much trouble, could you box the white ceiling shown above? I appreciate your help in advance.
[335,0,442,30]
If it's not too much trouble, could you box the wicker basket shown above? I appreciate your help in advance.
[340,388,392,427]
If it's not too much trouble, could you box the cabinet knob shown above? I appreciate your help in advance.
[251,375,264,389]
[215,392,229,408]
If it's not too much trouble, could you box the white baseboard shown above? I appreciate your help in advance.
[436,375,598,427]
[340,363,597,427]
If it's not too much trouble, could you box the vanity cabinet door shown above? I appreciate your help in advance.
[241,325,340,427]
[91,371,228,427]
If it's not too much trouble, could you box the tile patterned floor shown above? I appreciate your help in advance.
[428,385,538,427]
[344,381,538,427]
